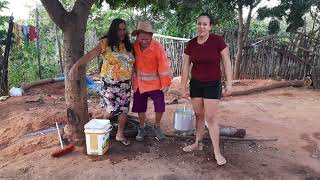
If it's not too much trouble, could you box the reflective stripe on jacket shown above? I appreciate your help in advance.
[132,40,171,93]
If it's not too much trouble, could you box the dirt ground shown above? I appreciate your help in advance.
[0,79,320,180]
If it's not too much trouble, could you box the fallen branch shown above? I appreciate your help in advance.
[229,79,309,97]
[21,77,64,91]
[167,134,278,142]
[220,137,277,142]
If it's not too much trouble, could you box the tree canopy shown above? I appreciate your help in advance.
[258,0,320,32]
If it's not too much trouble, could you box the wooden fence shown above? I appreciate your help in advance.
[154,32,320,82]
[239,33,320,80]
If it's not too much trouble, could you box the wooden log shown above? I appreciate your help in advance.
[228,80,307,97]
[21,78,64,91]
[167,134,278,142]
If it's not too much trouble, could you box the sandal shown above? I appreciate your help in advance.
[115,136,130,146]
[182,142,204,152]
[216,157,227,166]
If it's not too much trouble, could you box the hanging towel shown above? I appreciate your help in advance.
[22,25,29,42]
[29,26,38,41]
[13,23,22,45]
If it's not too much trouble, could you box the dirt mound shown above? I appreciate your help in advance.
[25,81,65,96]
[0,95,67,163]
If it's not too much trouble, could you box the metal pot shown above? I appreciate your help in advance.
[173,107,195,132]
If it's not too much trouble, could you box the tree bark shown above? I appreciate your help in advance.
[63,16,89,144]
[40,0,68,30]
[0,55,7,96]
[55,25,64,74]
[41,0,95,145]
[234,5,244,80]
[0,16,14,96]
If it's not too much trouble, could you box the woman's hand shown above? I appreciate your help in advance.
[180,86,188,99]
[221,47,233,97]
[161,86,169,93]
[223,84,232,97]
[68,44,102,80]
[69,64,80,80]
[181,54,190,99]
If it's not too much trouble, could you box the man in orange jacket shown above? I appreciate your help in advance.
[131,21,171,141]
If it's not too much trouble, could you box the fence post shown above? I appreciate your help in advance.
[0,15,14,96]
[36,8,42,79]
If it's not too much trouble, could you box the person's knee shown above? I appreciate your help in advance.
[138,112,146,118]
[194,111,205,120]
[205,114,217,124]
[118,113,128,120]
[155,112,164,116]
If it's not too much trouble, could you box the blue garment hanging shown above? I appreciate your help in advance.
[22,25,29,41]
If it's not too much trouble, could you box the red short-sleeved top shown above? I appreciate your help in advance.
[184,34,227,81]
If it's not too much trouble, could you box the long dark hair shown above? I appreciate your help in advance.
[100,18,132,52]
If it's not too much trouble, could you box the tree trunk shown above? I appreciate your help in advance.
[234,6,244,80]
[63,18,89,145]
[0,56,7,96]
[0,16,14,96]
[55,25,64,74]
[40,0,95,145]
[243,5,253,47]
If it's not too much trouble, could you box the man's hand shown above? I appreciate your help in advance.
[161,86,169,93]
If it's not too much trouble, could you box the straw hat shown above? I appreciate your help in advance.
[131,21,157,36]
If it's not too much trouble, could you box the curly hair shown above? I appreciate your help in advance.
[100,18,132,52]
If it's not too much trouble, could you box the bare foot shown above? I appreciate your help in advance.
[116,134,130,146]
[115,134,125,141]
[182,142,204,152]
[215,154,226,166]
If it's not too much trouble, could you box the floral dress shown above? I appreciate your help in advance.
[98,39,135,116]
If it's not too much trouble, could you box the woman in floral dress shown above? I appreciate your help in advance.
[69,18,135,145]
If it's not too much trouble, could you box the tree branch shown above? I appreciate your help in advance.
[40,0,68,30]
[72,0,96,18]
[243,5,253,45]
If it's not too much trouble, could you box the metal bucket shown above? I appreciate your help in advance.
[173,107,195,132]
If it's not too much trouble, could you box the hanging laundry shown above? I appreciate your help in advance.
[22,25,29,42]
[29,26,38,41]
[13,23,22,45]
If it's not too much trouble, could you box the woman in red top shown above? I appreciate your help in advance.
[181,13,233,165]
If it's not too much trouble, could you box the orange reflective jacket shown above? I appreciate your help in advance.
[132,40,171,93]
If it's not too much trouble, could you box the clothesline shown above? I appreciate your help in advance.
[13,23,39,45]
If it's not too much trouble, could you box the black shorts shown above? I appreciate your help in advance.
[189,79,222,99]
